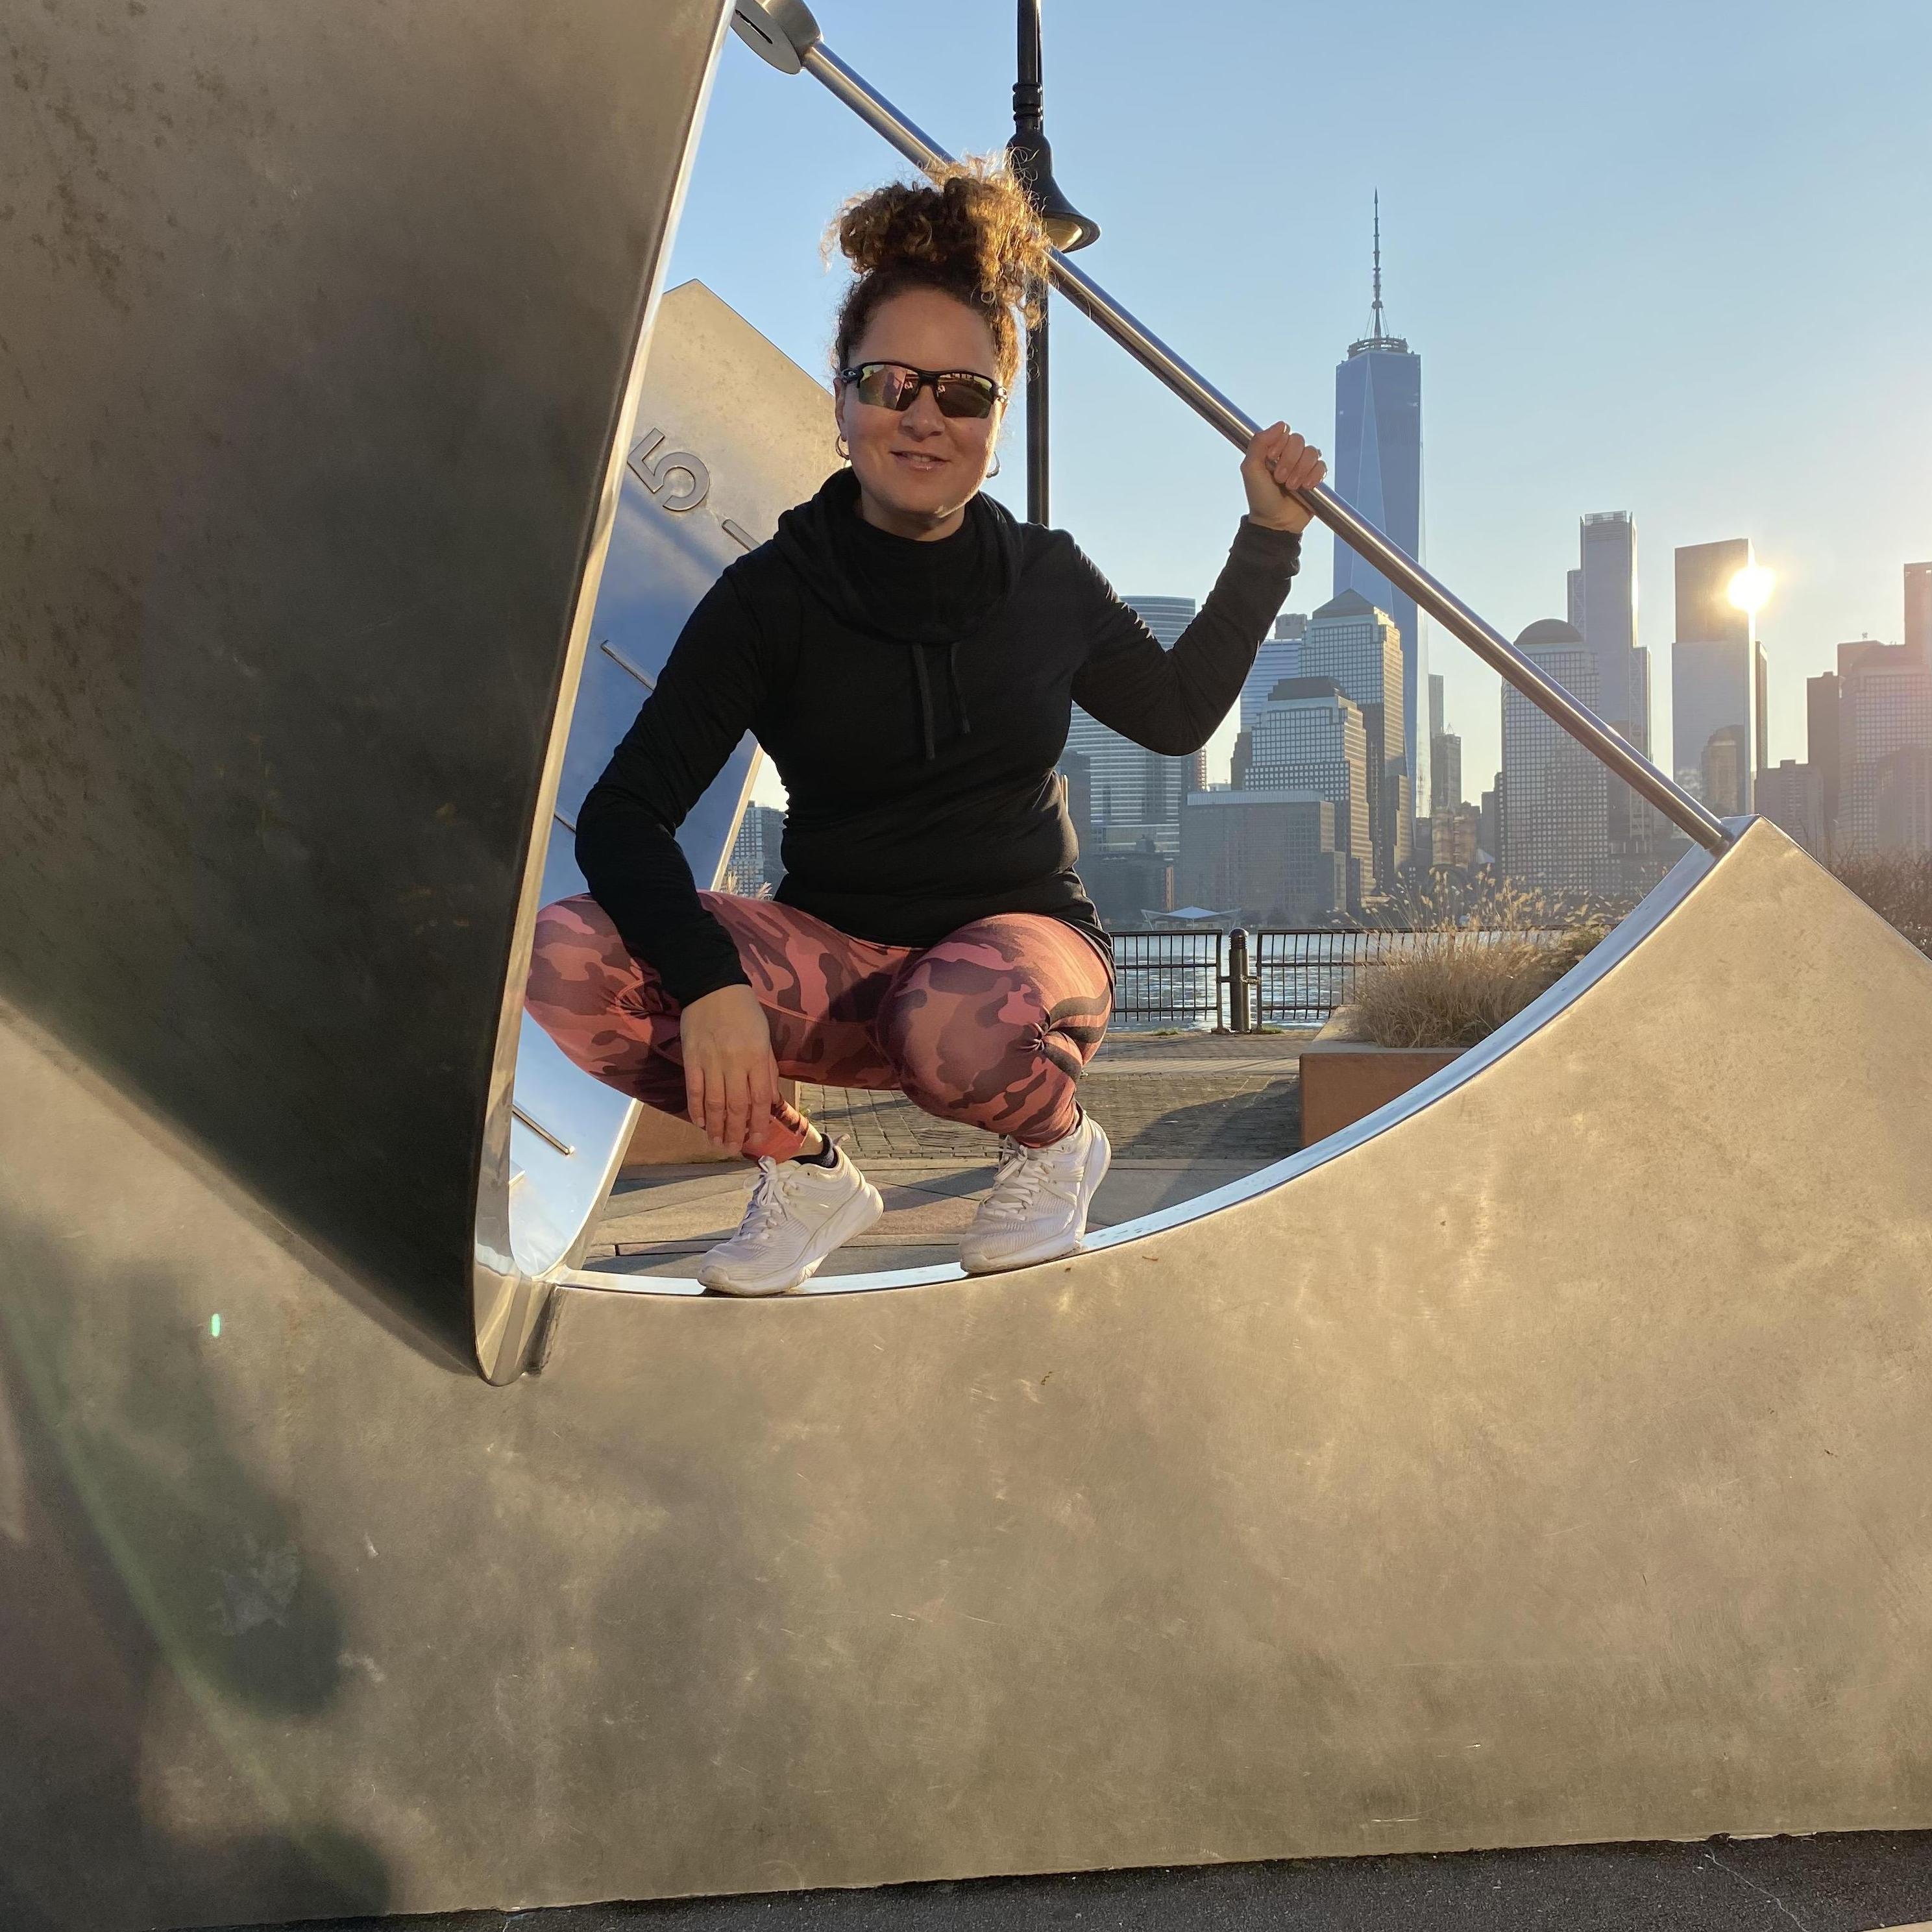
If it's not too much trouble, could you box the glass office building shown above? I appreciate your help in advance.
[1672,538,1761,813]
[1567,513,1652,850]
[1297,589,1409,887]
[1836,641,1932,855]
[1501,621,1615,898]
[1332,206,1426,828]
[1062,595,1205,857]
[1243,676,1373,906]
[1239,612,1306,731]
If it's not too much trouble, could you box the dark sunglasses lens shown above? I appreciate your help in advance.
[933,376,996,420]
[854,365,916,410]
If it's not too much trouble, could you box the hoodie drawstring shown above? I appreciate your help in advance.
[947,639,972,739]
[912,645,938,762]
[911,642,974,762]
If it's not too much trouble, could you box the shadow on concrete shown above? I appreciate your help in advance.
[0,1214,389,1932]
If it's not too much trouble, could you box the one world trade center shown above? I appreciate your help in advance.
[1332,196,1427,836]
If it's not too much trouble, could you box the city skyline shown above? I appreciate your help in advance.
[678,1,1928,813]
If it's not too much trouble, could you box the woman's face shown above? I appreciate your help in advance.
[835,287,1005,541]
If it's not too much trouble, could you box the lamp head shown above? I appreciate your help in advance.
[1007,127,1101,252]
[730,0,821,74]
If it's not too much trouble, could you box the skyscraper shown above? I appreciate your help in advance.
[1672,538,1761,814]
[1332,196,1427,824]
[1298,589,1408,890]
[1245,676,1374,907]
[1500,620,1613,898]
[1062,594,1204,855]
[1807,670,1842,850]
[723,803,785,897]
[1239,611,1306,731]
[1569,513,1654,871]
[1835,639,1932,855]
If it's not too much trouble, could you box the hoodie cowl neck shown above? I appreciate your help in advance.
[772,467,1018,649]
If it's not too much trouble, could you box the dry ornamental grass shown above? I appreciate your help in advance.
[1341,850,1932,1052]
[1345,881,1614,1051]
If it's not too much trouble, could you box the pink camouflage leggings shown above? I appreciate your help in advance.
[524,892,1114,1158]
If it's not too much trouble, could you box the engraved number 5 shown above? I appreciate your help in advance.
[628,429,710,513]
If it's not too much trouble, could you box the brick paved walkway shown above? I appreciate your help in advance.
[584,1030,1313,1279]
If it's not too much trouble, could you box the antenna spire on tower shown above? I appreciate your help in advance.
[1347,191,1409,357]
[1371,190,1384,338]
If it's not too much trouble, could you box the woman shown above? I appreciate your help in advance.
[526,162,1323,1295]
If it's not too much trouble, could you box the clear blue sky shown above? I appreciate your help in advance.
[666,0,1932,796]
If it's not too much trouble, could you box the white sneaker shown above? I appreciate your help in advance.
[959,1112,1112,1275]
[697,1145,885,1297]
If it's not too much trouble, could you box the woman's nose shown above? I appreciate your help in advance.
[900,386,948,435]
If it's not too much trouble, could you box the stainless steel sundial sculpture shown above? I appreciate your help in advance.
[1,5,1927,1928]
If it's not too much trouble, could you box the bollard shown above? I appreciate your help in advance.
[1228,928,1251,1034]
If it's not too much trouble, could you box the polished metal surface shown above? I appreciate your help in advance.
[750,20,1726,853]
[5,822,1931,1930]
[474,281,838,1382]
[0,0,733,1373]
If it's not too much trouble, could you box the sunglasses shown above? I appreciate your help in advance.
[837,360,1005,421]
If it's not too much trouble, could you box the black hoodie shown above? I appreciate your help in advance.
[575,469,1301,1005]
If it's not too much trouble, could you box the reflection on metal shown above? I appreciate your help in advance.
[722,518,759,550]
[554,809,578,835]
[509,1105,575,1158]
[598,638,657,689]
[6,824,1932,1929]
[476,280,839,1380]
[729,0,819,74]
[735,8,1727,857]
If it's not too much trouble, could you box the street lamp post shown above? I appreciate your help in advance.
[1005,0,1098,526]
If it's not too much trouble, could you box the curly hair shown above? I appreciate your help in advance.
[828,157,1051,395]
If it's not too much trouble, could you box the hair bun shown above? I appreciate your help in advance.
[832,157,1051,321]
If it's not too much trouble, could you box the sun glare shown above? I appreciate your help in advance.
[1728,565,1775,613]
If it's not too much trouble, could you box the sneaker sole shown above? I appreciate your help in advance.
[697,1179,886,1297]
[958,1123,1113,1276]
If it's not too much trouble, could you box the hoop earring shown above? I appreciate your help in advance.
[987,452,1001,478]
[835,434,850,462]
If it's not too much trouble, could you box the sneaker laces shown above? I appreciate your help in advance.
[735,1156,800,1241]
[982,1135,1059,1219]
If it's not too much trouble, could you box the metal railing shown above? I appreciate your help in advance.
[1109,929,1227,1029]
[1110,929,1564,1033]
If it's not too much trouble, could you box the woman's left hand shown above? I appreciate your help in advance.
[1241,422,1326,534]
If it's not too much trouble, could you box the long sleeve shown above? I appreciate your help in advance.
[1068,518,1301,754]
[574,571,770,1006]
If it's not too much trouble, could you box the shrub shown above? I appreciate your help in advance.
[1343,881,1613,1050]
[1831,851,1932,958]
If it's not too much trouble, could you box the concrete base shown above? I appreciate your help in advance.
[6,823,1932,1931]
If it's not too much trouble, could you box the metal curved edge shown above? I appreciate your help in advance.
[469,38,737,1387]
[472,281,841,1380]
[555,822,1728,1304]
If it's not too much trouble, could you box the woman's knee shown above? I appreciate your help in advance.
[524,895,642,1047]
[883,950,1052,1114]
